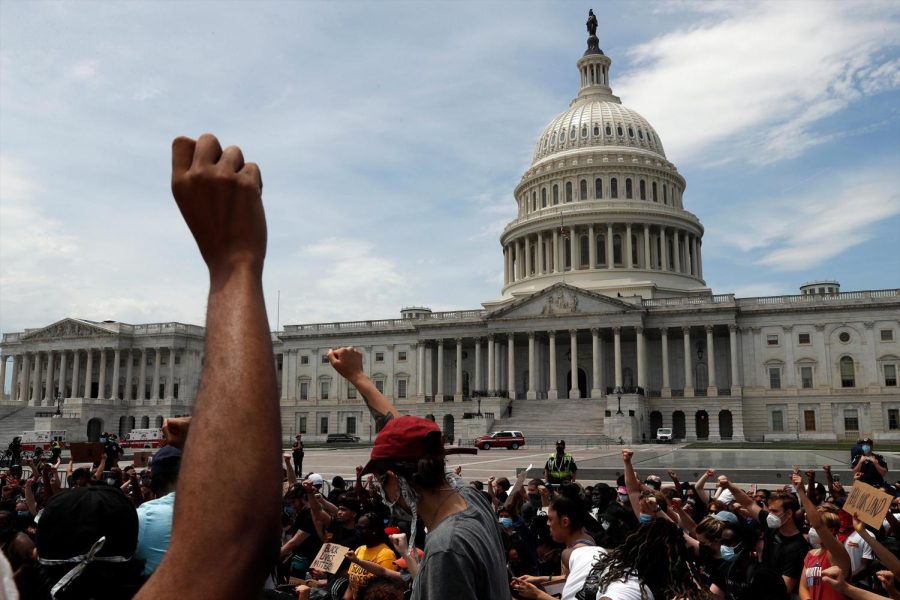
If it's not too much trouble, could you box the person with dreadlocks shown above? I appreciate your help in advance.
[329,346,511,600]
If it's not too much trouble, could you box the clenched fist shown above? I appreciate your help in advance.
[171,134,265,280]
[328,347,365,384]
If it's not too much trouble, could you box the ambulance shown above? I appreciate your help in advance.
[19,431,67,453]
[122,428,165,449]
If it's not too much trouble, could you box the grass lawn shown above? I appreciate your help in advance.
[684,441,900,452]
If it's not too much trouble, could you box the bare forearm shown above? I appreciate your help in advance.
[351,375,399,430]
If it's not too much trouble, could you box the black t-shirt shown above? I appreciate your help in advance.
[852,453,887,486]
[103,442,122,470]
[720,557,789,600]
[291,508,323,560]
[757,510,808,583]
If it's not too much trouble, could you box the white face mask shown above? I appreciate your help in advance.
[767,513,784,530]
[808,528,821,548]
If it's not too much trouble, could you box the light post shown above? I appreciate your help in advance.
[54,392,63,417]
[615,386,623,416]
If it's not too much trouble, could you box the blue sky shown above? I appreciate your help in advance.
[1,0,899,336]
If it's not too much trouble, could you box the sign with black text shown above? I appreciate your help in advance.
[310,543,349,575]
[844,480,893,529]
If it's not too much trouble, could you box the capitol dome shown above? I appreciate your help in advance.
[532,101,666,165]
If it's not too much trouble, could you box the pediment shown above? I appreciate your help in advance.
[21,318,116,341]
[489,284,640,321]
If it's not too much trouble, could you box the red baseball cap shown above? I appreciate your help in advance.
[361,416,443,475]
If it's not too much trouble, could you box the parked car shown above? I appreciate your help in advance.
[325,433,360,443]
[656,427,673,442]
[473,431,525,450]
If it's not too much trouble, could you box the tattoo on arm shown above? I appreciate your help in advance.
[359,389,394,430]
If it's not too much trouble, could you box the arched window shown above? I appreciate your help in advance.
[840,357,855,388]
[542,188,547,207]
[628,126,634,138]
[551,132,557,144]
[597,235,606,264]
[616,125,624,137]
[552,184,559,205]
[593,124,600,136]
[663,184,668,204]
[580,235,590,267]
[560,129,566,143]
[594,178,603,199]
[631,235,638,266]
[625,178,633,199]
[570,126,577,140]
[565,181,573,202]
[610,178,618,199]
[639,180,646,200]
[613,234,622,265]
[605,124,612,136]
[581,125,588,138]
[652,181,658,202]
[141,415,150,428]
[638,129,644,140]
[579,179,587,200]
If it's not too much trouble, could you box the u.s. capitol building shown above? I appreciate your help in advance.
[2,23,898,445]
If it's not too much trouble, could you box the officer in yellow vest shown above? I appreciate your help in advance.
[543,439,577,484]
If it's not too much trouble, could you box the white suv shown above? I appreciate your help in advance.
[657,427,673,442]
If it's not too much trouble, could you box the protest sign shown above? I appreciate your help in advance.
[70,442,103,463]
[133,451,152,468]
[844,480,893,529]
[310,543,349,575]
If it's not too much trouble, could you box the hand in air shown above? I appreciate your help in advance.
[328,347,365,383]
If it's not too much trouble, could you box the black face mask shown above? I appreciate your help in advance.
[556,446,565,454]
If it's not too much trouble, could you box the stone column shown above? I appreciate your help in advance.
[454,339,463,400]
[84,350,93,399]
[706,326,717,396]
[625,224,633,268]
[569,229,578,270]
[591,328,602,397]
[9,355,18,401]
[588,226,596,269]
[524,237,532,277]
[417,343,425,396]
[502,247,509,285]
[280,351,290,401]
[507,334,515,399]
[682,328,694,396]
[152,348,161,400]
[613,327,623,389]
[167,348,176,399]
[729,325,741,394]
[124,350,133,401]
[487,334,495,391]
[636,326,646,392]
[783,326,796,388]
[44,351,55,404]
[0,355,7,401]
[496,338,504,392]
[548,331,558,400]
[697,241,703,279]
[436,340,444,398]
[527,332,536,400]
[661,329,671,396]
[552,230,560,273]
[660,227,668,271]
[30,352,42,405]
[537,232,545,273]
[71,351,80,400]
[99,348,109,400]
[138,349,147,400]
[19,354,30,403]
[606,224,614,269]
[686,234,693,275]
[111,349,120,401]
[569,329,579,398]
[57,351,67,398]
[474,339,482,392]
[673,230,681,273]
[643,225,652,269]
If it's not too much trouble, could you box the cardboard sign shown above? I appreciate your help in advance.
[844,480,893,529]
[132,451,152,469]
[310,543,349,575]
[70,442,104,464]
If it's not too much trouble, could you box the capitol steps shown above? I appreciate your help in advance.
[489,397,610,445]
[0,404,39,446]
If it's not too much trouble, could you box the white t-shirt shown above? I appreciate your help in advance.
[845,531,874,576]
[561,546,654,600]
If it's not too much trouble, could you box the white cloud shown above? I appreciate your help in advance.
[616,1,900,165]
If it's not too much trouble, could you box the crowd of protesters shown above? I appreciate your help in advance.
[4,135,900,599]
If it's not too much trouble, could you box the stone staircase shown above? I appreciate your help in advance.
[0,403,38,446]
[490,397,611,445]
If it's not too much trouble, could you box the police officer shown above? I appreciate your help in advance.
[543,439,577,484]
[49,440,63,464]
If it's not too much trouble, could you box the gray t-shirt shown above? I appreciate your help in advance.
[411,486,511,600]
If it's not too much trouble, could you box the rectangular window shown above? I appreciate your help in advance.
[882,329,895,342]
[844,409,859,432]
[375,352,384,362]
[397,379,408,398]
[347,417,357,435]
[298,416,307,434]
[798,333,811,345]
[347,386,357,399]
[886,364,898,387]
[889,409,899,431]
[320,416,328,435]
[769,368,781,390]
[772,410,784,432]
[174,355,181,365]
[320,381,330,400]
[321,355,329,364]
[801,366,813,389]
[301,355,309,365]
[398,351,407,361]
[375,379,385,394]
[767,335,779,346]
[804,410,816,431]
[300,382,309,400]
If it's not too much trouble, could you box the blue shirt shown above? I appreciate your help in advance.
[136,491,175,576]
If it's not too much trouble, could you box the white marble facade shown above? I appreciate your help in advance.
[2,27,899,444]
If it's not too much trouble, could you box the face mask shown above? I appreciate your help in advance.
[720,545,739,561]
[556,447,564,454]
[17,511,29,518]
[808,528,821,548]
[99,438,108,444]
[639,513,653,524]
[767,513,783,529]
[284,506,294,517]
[618,494,629,504]
[862,445,872,454]
[499,517,513,528]
[106,478,117,487]
[527,493,541,506]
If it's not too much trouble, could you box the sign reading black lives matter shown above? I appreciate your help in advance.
[310,543,349,574]
[844,480,893,529]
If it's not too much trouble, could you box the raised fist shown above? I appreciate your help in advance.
[622,449,634,462]
[328,347,365,384]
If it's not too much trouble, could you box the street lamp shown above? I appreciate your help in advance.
[54,392,63,417]
[615,387,623,416]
